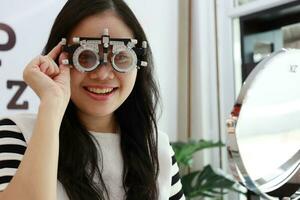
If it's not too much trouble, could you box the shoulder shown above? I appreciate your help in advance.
[157,130,173,168]
[0,114,32,191]
[157,130,173,160]
[0,113,37,143]
[156,130,185,200]
[157,130,171,147]
[156,130,173,198]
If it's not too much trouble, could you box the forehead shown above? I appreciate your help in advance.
[69,10,134,40]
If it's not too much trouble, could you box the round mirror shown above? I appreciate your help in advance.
[227,49,300,199]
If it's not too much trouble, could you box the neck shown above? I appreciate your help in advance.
[77,111,117,133]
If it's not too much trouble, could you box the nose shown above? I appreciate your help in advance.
[88,62,115,80]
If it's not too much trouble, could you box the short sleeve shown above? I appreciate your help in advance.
[0,118,27,191]
[169,145,185,200]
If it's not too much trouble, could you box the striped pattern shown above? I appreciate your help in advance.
[0,119,26,191]
[169,146,185,200]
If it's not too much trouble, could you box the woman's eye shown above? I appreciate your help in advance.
[79,56,88,60]
[79,55,91,62]
[117,54,127,59]
[115,54,130,62]
[78,51,97,68]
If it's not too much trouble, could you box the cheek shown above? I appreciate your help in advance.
[70,70,85,94]
[118,70,137,92]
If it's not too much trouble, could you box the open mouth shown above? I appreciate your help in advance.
[84,87,118,96]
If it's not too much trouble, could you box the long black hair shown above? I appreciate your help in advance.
[43,0,160,199]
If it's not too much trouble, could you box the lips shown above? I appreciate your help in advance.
[83,86,118,101]
[85,87,114,94]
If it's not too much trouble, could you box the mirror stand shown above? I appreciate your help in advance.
[247,190,261,200]
[247,190,298,200]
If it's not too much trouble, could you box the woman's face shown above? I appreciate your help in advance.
[68,11,137,130]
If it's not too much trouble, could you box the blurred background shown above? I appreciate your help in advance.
[1,0,300,199]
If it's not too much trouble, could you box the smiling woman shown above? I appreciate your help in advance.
[0,0,185,200]
[67,12,138,128]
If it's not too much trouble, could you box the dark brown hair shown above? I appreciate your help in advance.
[43,0,160,199]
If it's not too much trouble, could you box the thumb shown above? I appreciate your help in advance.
[53,52,71,83]
[54,64,70,85]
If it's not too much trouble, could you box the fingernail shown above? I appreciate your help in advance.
[62,59,69,65]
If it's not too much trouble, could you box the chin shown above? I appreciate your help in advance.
[85,108,116,118]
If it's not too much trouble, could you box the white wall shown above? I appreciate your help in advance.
[0,0,66,114]
[0,0,180,141]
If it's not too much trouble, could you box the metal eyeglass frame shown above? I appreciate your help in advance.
[61,28,148,73]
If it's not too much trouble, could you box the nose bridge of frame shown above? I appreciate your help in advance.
[93,61,114,77]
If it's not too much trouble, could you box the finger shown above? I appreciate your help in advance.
[39,56,51,73]
[46,56,58,71]
[59,64,70,76]
[58,54,71,75]
[38,56,58,78]
[59,55,71,77]
[47,41,63,60]
[23,55,43,82]
[49,65,60,77]
[54,62,60,74]
[58,52,71,67]
[47,55,58,67]
[46,57,59,77]
[29,55,43,67]
[53,63,70,84]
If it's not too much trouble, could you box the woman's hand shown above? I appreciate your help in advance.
[23,41,71,108]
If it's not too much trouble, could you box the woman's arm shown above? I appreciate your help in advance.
[0,41,70,200]
[0,101,63,200]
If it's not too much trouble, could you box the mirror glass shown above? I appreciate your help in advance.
[227,49,300,199]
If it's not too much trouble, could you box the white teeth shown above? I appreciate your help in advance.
[87,87,114,94]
